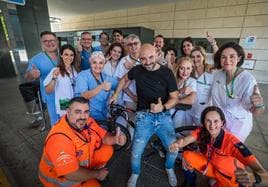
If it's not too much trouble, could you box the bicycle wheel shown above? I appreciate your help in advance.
[113,123,132,152]
[175,125,199,151]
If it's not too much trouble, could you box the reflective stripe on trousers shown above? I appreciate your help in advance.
[39,170,80,187]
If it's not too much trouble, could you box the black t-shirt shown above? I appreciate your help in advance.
[128,65,177,111]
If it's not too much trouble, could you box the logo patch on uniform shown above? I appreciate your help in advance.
[235,142,252,157]
[56,151,73,167]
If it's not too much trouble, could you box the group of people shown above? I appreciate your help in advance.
[23,29,268,186]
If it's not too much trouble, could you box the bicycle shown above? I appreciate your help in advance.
[107,103,136,151]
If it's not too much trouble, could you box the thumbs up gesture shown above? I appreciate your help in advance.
[234,159,254,186]
[250,84,265,113]
[150,97,164,113]
[31,64,40,79]
[114,127,126,146]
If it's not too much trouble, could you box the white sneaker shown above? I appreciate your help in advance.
[166,168,177,187]
[127,174,139,187]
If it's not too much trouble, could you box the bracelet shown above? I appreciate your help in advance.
[52,77,57,81]
[255,104,265,109]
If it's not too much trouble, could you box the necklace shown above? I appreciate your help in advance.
[225,67,239,99]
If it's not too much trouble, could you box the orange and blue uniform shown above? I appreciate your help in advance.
[183,128,257,187]
[39,116,113,187]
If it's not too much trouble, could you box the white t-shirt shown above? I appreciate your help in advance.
[114,55,138,103]
[44,67,78,116]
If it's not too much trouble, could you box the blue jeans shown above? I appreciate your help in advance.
[131,111,178,174]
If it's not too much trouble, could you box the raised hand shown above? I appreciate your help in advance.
[105,54,112,63]
[115,127,126,146]
[169,139,184,152]
[206,31,216,45]
[76,38,83,53]
[250,84,265,112]
[234,159,253,186]
[53,67,60,78]
[31,64,40,79]
[124,59,134,70]
[150,97,164,113]
[96,167,109,181]
[102,81,112,91]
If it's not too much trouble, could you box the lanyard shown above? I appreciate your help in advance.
[202,142,214,175]
[130,55,141,65]
[45,52,57,67]
[91,70,104,85]
[68,67,76,92]
[197,73,207,85]
[225,67,239,99]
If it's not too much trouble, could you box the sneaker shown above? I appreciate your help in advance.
[166,168,177,187]
[127,174,139,187]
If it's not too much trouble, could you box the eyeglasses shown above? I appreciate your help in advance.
[81,38,92,41]
[127,42,139,47]
[42,39,57,44]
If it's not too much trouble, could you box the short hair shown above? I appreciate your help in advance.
[112,29,123,36]
[89,51,105,63]
[154,34,164,40]
[68,97,89,108]
[81,31,91,36]
[40,31,56,38]
[165,47,177,57]
[180,37,195,56]
[214,42,245,69]
[99,32,109,40]
[124,34,140,43]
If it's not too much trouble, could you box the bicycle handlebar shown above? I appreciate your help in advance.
[109,103,136,113]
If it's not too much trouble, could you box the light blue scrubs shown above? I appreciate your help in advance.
[80,46,102,70]
[26,52,59,126]
[75,70,118,121]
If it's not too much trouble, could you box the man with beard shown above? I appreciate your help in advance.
[39,97,126,187]
[110,44,179,187]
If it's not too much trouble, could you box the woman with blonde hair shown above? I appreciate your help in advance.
[171,56,197,128]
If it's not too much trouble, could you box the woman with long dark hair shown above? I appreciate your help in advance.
[103,42,124,77]
[44,44,80,118]
[169,106,267,187]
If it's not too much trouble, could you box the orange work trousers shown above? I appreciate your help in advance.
[183,151,243,187]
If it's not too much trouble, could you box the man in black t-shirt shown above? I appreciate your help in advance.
[110,44,179,187]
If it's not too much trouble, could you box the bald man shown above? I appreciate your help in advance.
[110,44,179,187]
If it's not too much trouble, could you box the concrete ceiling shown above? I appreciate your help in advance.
[47,0,176,19]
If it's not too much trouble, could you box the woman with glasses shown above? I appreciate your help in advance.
[211,42,264,142]
[169,106,266,187]
[44,44,80,118]
[75,51,118,125]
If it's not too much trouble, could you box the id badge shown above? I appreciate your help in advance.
[59,98,70,110]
